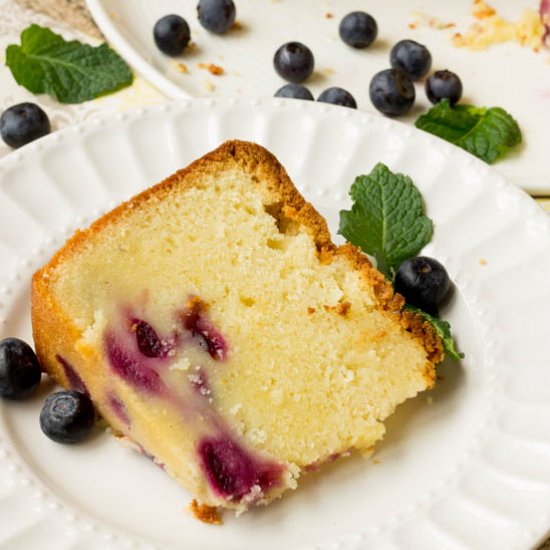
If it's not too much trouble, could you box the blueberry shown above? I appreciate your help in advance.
[273,42,314,83]
[339,11,378,48]
[390,39,432,81]
[274,83,314,100]
[132,319,169,358]
[40,390,95,444]
[369,69,415,116]
[0,338,42,400]
[394,256,451,313]
[0,103,50,149]
[153,14,191,56]
[425,70,463,106]
[197,0,236,34]
[317,87,357,109]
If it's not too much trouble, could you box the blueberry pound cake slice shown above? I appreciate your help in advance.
[31,140,443,519]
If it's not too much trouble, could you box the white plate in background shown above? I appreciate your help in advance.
[1,98,550,549]
[86,0,550,194]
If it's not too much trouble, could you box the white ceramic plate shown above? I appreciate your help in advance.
[85,0,550,194]
[1,98,550,550]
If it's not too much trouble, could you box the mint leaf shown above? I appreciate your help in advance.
[6,25,133,104]
[406,305,464,361]
[339,163,433,278]
[414,99,521,164]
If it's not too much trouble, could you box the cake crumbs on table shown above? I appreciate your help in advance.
[409,11,455,31]
[176,62,189,74]
[203,81,216,92]
[198,63,225,76]
[189,499,222,525]
[479,258,487,266]
[325,12,334,19]
[411,0,545,52]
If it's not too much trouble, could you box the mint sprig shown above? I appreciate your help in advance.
[405,306,464,361]
[6,25,133,104]
[414,99,521,164]
[339,163,463,361]
[339,163,432,279]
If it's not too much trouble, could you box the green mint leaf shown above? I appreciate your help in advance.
[406,305,464,361]
[414,99,521,164]
[339,163,433,278]
[6,24,133,104]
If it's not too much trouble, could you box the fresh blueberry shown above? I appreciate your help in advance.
[369,69,415,116]
[40,390,95,444]
[273,42,314,83]
[339,11,378,48]
[394,256,451,313]
[390,39,432,81]
[317,87,357,109]
[0,103,50,149]
[274,83,314,100]
[0,338,42,400]
[197,0,236,34]
[425,70,463,106]
[153,14,191,56]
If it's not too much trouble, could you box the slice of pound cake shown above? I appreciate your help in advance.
[31,140,443,519]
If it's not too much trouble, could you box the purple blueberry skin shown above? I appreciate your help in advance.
[369,68,415,117]
[394,256,451,314]
[425,70,463,106]
[0,338,42,400]
[339,11,378,48]
[274,83,314,100]
[39,390,95,444]
[198,436,283,499]
[390,39,432,81]
[132,319,170,358]
[317,87,357,109]
[197,0,236,34]
[153,14,191,56]
[182,301,227,361]
[273,42,315,83]
[105,332,165,394]
[0,103,50,149]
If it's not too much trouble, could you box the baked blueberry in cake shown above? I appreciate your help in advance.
[31,140,442,519]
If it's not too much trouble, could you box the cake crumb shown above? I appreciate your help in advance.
[325,12,333,19]
[479,258,487,266]
[307,306,316,314]
[198,63,224,76]
[204,81,216,92]
[176,62,189,74]
[232,20,243,30]
[473,0,496,19]
[189,500,222,525]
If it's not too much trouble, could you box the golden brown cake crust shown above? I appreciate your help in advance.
[31,140,441,391]
[189,499,222,525]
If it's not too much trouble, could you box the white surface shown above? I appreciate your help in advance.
[1,98,550,550]
[86,0,550,194]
